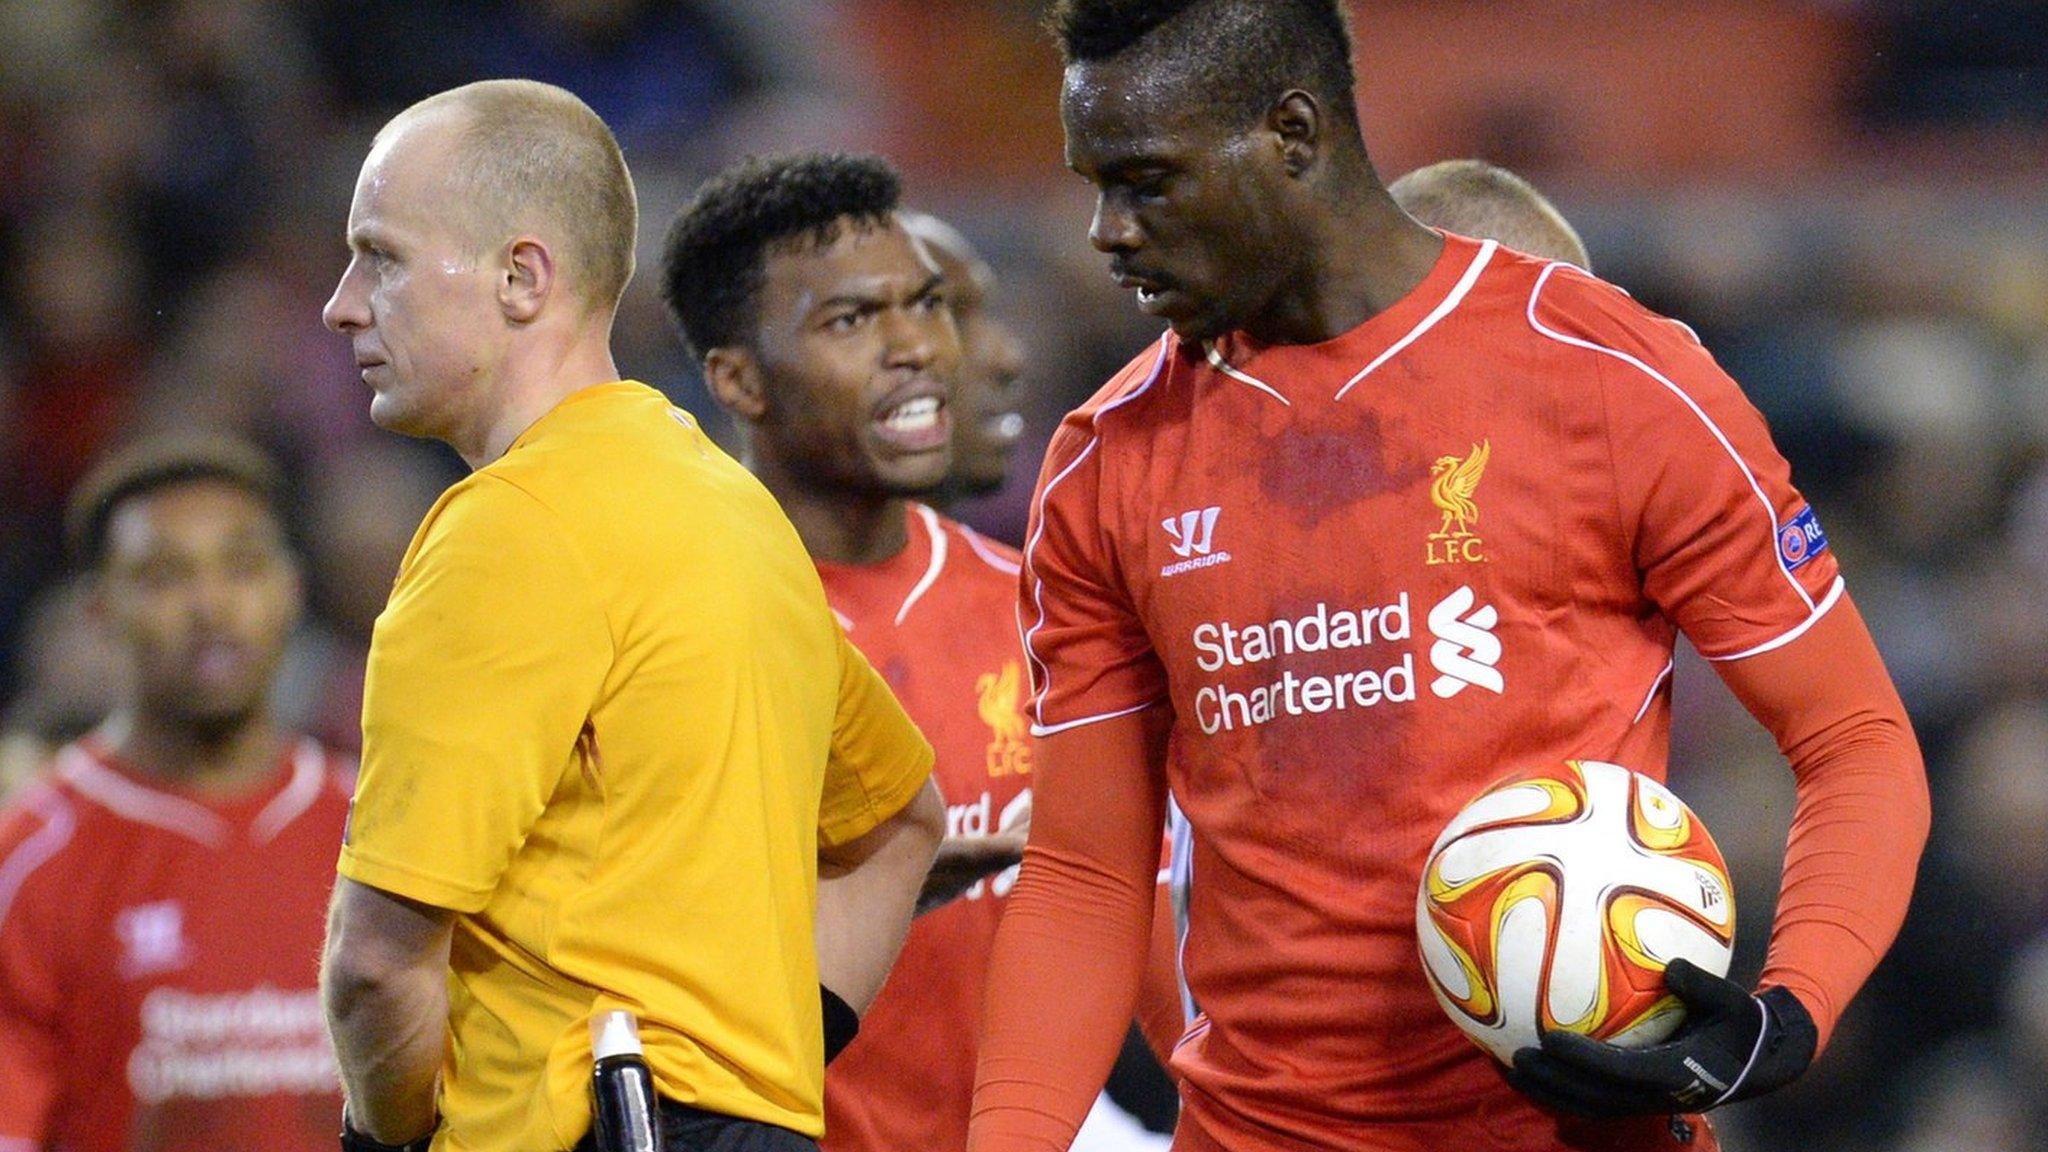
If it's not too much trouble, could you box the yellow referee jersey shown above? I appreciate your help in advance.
[339,381,934,1151]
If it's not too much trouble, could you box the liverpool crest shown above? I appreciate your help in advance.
[1427,440,1489,566]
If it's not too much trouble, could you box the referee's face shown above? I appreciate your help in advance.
[325,113,506,453]
[746,215,962,500]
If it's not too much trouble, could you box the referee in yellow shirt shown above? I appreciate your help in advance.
[317,79,944,1152]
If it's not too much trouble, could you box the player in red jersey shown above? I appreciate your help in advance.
[662,154,1183,1152]
[903,211,1029,510]
[969,3,1930,1152]
[0,436,351,1152]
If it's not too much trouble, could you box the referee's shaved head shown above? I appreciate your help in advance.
[383,79,638,312]
[1389,160,1590,271]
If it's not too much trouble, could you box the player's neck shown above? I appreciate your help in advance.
[1241,195,1443,346]
[97,707,290,799]
[777,486,913,567]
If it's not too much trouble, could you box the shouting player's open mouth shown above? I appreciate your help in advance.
[872,388,951,454]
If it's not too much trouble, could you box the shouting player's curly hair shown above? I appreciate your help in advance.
[661,153,903,358]
[1045,0,1358,133]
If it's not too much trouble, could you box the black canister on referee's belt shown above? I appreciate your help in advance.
[591,1010,664,1152]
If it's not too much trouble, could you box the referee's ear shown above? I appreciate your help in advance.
[703,345,768,422]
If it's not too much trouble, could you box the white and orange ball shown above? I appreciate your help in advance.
[1416,760,1735,1065]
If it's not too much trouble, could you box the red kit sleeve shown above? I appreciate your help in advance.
[1018,394,1170,737]
[1544,271,1926,1048]
[1713,592,1929,1050]
[1553,270,1843,658]
[970,702,1172,1151]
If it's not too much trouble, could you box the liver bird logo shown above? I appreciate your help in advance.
[977,662,1028,744]
[1429,440,1490,540]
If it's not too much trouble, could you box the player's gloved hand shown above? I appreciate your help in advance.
[1506,958,1818,1117]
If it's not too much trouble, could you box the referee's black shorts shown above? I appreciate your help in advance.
[571,1100,817,1152]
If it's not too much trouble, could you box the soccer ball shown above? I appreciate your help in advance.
[1415,760,1735,1065]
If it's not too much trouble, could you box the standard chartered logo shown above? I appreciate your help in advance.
[1184,586,1506,735]
[1426,584,1504,698]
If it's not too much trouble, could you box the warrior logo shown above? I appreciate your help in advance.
[116,900,192,979]
[1164,506,1220,557]
[1161,506,1232,577]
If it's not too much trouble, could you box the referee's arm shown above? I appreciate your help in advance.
[817,778,946,1014]
[322,878,454,1146]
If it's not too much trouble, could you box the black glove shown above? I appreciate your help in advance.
[821,984,860,1063]
[1506,958,1817,1117]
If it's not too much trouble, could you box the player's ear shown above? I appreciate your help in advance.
[703,346,768,421]
[500,236,555,323]
[1268,90,1320,177]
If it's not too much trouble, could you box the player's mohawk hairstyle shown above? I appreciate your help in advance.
[1045,0,1208,60]
[661,152,902,357]
[1044,0,1357,132]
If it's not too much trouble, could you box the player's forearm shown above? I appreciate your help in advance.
[321,879,453,1143]
[1758,702,1927,1041]
[818,779,945,1011]
[1716,593,1930,1050]
[970,842,1158,1151]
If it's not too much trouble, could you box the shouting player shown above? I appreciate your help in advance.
[0,436,351,1151]
[662,155,1183,1152]
[970,3,1929,1151]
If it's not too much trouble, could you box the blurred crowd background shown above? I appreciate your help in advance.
[0,2,2042,1148]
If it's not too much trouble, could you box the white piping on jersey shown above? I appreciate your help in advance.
[960,523,1021,577]
[1708,575,1846,662]
[250,739,328,845]
[1,1138,40,1152]
[896,503,950,626]
[57,745,228,847]
[1332,239,1498,401]
[1633,659,1676,725]
[1027,698,1163,739]
[1524,261,1817,614]
[1196,240,1498,406]
[1022,334,1172,729]
[0,789,77,932]
[1202,344,1291,405]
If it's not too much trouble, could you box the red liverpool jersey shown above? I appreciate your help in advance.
[1020,236,1839,1150]
[818,504,1036,1152]
[0,737,352,1152]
